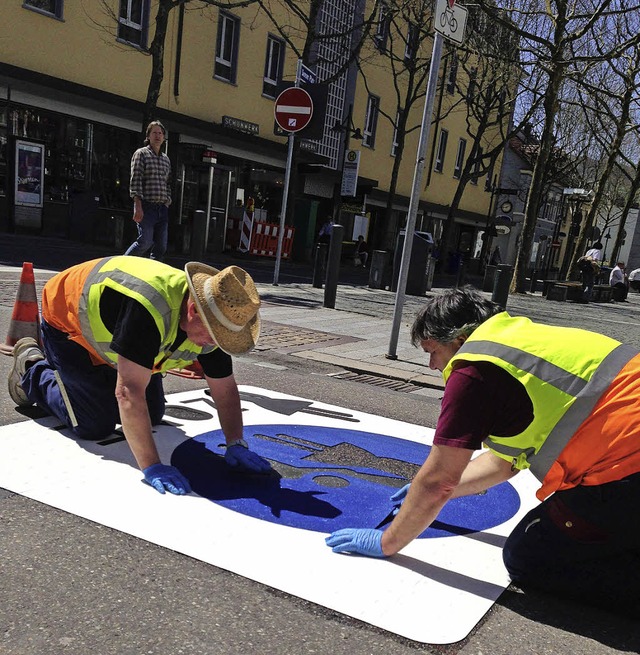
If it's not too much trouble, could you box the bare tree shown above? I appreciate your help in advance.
[94,0,260,136]
[352,0,434,249]
[473,0,640,293]
[567,18,640,274]
[435,6,532,269]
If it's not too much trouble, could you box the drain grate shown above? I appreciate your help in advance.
[256,321,362,353]
[330,370,419,393]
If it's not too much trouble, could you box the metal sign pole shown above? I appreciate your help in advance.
[386,32,444,358]
[273,59,303,286]
[273,133,295,285]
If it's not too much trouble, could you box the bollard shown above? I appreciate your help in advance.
[529,269,539,293]
[455,259,468,288]
[190,210,207,260]
[324,224,343,308]
[312,243,328,288]
[368,250,388,289]
[492,264,514,308]
[113,215,124,251]
[425,256,436,291]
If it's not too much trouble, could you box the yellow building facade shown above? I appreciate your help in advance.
[0,0,504,265]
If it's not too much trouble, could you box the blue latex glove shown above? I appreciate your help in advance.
[142,463,191,495]
[325,528,386,558]
[225,442,272,473]
[390,483,411,509]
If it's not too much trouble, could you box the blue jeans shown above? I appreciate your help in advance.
[503,472,640,616]
[22,320,166,440]
[124,201,169,261]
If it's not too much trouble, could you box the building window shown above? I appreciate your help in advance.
[263,35,285,98]
[118,0,149,48]
[434,129,448,173]
[454,138,466,179]
[363,95,380,148]
[404,23,418,62]
[391,111,400,157]
[471,147,482,184]
[23,0,63,18]
[374,5,389,51]
[446,53,458,94]
[215,11,240,83]
[485,160,495,191]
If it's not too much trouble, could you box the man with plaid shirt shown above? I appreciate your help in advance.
[124,120,172,261]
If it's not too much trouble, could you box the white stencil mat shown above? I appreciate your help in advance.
[0,386,540,644]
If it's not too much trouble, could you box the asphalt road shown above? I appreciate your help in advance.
[1,246,639,655]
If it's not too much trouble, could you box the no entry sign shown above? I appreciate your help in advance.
[274,87,314,133]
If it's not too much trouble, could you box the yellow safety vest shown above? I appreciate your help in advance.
[443,312,637,481]
[78,256,215,372]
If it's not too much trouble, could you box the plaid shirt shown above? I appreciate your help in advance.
[129,145,171,206]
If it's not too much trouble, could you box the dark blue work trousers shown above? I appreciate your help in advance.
[22,320,165,440]
[503,472,640,616]
[124,201,169,261]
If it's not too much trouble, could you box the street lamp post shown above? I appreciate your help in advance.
[479,175,499,271]
[332,103,362,224]
[603,230,612,264]
[321,105,362,309]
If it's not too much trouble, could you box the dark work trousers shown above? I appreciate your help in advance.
[581,266,595,301]
[611,282,628,302]
[503,472,640,617]
[22,320,166,440]
[124,201,169,261]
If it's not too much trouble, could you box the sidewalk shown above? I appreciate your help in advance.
[257,282,442,390]
[255,277,640,392]
[2,233,639,392]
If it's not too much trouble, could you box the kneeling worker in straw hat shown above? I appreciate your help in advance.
[8,256,271,494]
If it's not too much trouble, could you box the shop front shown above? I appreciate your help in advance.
[0,101,292,260]
[0,101,138,243]
[174,141,286,258]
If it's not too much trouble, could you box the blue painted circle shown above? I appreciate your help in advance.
[171,424,521,538]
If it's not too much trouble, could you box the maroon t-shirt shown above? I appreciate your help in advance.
[433,361,534,450]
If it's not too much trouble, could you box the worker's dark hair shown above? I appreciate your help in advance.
[410,286,501,346]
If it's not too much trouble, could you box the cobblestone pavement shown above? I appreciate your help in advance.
[2,232,639,388]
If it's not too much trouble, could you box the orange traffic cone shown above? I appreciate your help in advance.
[0,262,41,356]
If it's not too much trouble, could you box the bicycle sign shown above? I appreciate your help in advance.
[434,0,467,45]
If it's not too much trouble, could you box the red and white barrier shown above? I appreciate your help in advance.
[249,222,295,259]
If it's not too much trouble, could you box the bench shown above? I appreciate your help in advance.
[592,284,613,303]
[546,281,583,302]
[542,279,560,296]
[546,281,613,303]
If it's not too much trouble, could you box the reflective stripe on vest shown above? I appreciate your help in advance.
[444,313,637,481]
[77,257,214,372]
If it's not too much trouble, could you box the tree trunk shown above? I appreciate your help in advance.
[141,0,173,134]
[611,167,640,264]
[511,62,564,293]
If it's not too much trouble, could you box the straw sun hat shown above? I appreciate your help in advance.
[185,262,261,355]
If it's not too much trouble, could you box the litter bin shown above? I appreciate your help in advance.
[492,264,513,308]
[483,265,497,292]
[391,230,434,296]
[368,250,389,289]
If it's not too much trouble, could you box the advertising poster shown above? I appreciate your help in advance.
[15,140,44,207]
